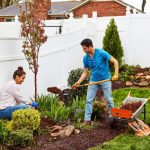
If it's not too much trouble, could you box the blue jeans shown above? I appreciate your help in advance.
[84,81,114,121]
[0,105,29,120]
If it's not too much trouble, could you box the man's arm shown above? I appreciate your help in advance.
[72,68,89,90]
[110,56,119,81]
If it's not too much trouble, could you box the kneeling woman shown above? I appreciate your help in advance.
[0,66,38,119]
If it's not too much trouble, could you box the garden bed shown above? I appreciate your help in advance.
[17,119,122,150]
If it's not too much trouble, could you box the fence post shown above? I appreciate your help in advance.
[92,11,97,24]
[126,6,131,16]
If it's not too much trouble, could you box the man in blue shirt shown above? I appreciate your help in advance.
[72,38,119,125]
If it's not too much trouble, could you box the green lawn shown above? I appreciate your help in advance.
[90,88,150,150]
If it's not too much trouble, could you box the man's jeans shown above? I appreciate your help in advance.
[84,81,114,121]
[0,105,29,120]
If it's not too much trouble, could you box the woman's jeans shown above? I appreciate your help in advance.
[84,81,114,121]
[0,105,29,120]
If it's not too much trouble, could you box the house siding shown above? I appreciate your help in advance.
[73,1,126,17]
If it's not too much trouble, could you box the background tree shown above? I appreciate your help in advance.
[20,0,48,100]
[142,0,146,12]
[103,18,123,68]
[0,0,19,9]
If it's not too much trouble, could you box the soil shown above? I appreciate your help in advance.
[121,101,142,113]
[17,118,123,150]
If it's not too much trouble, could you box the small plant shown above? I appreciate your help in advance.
[11,109,41,131]
[9,128,33,147]
[68,68,90,99]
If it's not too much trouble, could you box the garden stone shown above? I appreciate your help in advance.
[59,130,66,138]
[146,75,150,80]
[136,73,144,76]
[75,129,80,134]
[139,81,149,87]
[65,125,75,136]
[133,79,140,86]
[140,76,146,79]
[126,81,133,86]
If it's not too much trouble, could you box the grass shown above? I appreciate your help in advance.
[90,87,150,150]
[90,134,150,150]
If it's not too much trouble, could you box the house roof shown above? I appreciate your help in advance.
[0,0,143,17]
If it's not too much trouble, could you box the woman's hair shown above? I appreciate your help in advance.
[13,66,26,79]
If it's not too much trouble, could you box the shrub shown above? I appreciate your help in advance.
[103,18,123,68]
[11,108,40,131]
[9,128,33,147]
[119,64,140,81]
[68,68,90,99]
[0,120,9,143]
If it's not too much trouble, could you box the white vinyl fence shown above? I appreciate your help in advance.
[0,13,150,98]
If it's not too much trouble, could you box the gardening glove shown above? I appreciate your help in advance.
[31,101,39,109]
[112,74,118,81]
[71,82,80,90]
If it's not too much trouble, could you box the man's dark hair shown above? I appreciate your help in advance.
[80,38,93,47]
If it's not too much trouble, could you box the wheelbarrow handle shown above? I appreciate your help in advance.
[79,79,111,87]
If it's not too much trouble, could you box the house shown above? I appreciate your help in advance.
[0,0,143,22]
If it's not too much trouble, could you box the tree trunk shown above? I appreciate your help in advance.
[34,71,37,101]
[142,0,146,12]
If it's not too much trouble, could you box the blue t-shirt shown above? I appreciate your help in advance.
[83,48,111,82]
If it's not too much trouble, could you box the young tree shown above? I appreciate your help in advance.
[103,18,123,67]
[20,0,48,100]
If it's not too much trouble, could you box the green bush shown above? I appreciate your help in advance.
[103,18,123,68]
[11,108,41,131]
[9,128,33,147]
[0,120,9,143]
[68,68,90,99]
[119,64,140,81]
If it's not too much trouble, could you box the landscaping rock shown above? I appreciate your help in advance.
[65,125,75,136]
[139,81,149,87]
[126,81,133,86]
[136,73,144,76]
[146,75,150,80]
[133,80,140,86]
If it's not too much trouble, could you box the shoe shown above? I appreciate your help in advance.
[82,120,91,126]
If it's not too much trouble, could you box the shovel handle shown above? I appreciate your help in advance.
[79,79,111,87]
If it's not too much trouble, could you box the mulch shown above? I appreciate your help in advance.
[18,118,123,150]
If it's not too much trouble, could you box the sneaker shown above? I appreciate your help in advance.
[82,120,91,126]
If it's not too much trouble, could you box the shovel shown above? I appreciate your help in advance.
[47,79,110,94]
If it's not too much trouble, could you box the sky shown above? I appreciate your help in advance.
[51,0,150,13]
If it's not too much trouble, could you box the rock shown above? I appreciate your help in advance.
[51,125,63,133]
[51,132,61,137]
[75,129,80,134]
[59,130,66,138]
[146,75,150,80]
[136,73,144,76]
[140,76,146,79]
[139,81,149,87]
[135,76,140,79]
[65,125,75,136]
[133,80,140,86]
[126,81,133,86]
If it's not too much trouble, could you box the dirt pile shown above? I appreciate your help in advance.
[121,101,142,113]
